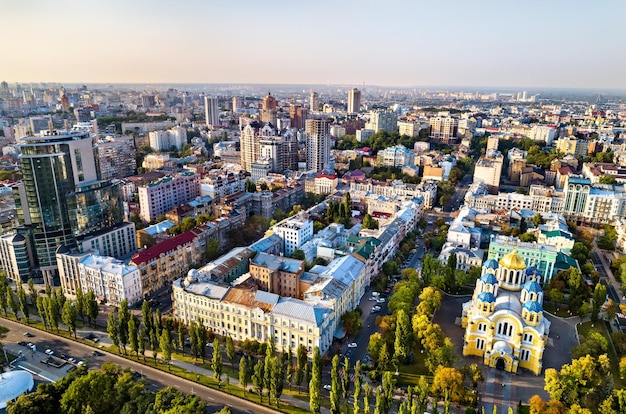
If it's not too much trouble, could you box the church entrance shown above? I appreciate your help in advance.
[496,358,506,370]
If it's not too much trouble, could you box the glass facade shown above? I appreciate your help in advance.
[67,181,123,237]
[15,131,125,275]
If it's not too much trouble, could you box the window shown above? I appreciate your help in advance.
[520,349,530,361]
[476,338,484,350]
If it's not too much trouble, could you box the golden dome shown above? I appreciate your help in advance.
[499,249,526,270]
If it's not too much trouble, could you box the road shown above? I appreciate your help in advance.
[0,318,278,414]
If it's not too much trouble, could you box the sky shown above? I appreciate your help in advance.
[2,0,626,89]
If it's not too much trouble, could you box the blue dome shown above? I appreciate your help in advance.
[522,279,543,294]
[525,266,541,277]
[523,300,543,312]
[483,259,499,270]
[477,291,496,303]
[479,272,498,286]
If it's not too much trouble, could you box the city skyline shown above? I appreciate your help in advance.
[3,0,626,90]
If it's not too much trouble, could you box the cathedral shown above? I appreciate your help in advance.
[461,249,550,375]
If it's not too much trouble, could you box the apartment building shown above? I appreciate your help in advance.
[138,172,200,222]
[272,214,314,256]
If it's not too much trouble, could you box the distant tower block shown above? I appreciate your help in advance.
[487,136,499,151]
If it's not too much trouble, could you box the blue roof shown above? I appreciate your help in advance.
[525,266,541,276]
[523,300,543,312]
[522,279,542,294]
[479,272,498,285]
[483,259,499,270]
[477,291,496,303]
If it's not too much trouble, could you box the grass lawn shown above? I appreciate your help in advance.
[577,320,625,388]
[396,349,430,387]
[542,303,572,318]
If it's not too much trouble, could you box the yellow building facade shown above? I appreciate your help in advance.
[461,250,550,375]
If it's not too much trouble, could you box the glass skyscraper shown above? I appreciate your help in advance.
[13,129,126,284]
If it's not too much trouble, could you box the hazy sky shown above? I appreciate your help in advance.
[2,0,625,89]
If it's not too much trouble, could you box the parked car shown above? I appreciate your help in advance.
[377,298,386,303]
[347,343,358,348]
[92,350,104,357]
[68,357,77,363]
[323,385,332,391]
[17,341,27,346]
[44,349,54,355]
[24,332,34,337]
[372,305,381,312]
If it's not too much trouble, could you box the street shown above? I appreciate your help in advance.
[0,317,278,414]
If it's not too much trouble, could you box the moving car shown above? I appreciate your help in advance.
[323,385,332,391]
[44,349,54,355]
[348,343,357,348]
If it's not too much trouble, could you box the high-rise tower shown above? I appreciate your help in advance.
[12,130,132,285]
[305,119,330,172]
[310,91,319,112]
[204,96,219,128]
[347,88,361,114]
[260,92,277,125]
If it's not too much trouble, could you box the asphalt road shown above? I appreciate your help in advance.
[0,317,277,414]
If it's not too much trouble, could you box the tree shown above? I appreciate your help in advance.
[591,283,607,322]
[363,382,372,414]
[138,326,146,361]
[160,328,172,370]
[118,299,130,354]
[74,286,85,323]
[532,213,545,227]
[44,296,59,332]
[394,309,412,364]
[363,213,379,230]
[7,286,18,320]
[309,347,322,414]
[225,336,236,368]
[177,322,185,353]
[36,296,48,329]
[205,238,220,261]
[381,372,396,413]
[341,357,350,413]
[85,290,99,327]
[239,356,249,395]
[382,260,399,277]
[330,355,340,414]
[295,344,307,391]
[252,360,264,401]
[431,366,465,404]
[290,249,306,261]
[269,356,286,407]
[212,338,223,381]
[245,178,256,193]
[378,342,390,372]
[197,322,208,362]
[599,175,617,185]
[17,284,29,323]
[149,328,159,364]
[189,321,199,360]
[545,354,613,409]
[353,361,362,414]
[62,301,77,338]
[27,278,37,309]
[128,316,139,357]
[142,300,152,333]
[107,313,120,352]
[0,275,7,316]
[414,376,429,414]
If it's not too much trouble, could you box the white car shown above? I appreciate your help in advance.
[323,385,332,391]
[44,349,54,355]
[348,343,357,348]
[377,298,386,303]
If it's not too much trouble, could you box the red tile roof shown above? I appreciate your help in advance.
[130,230,197,265]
